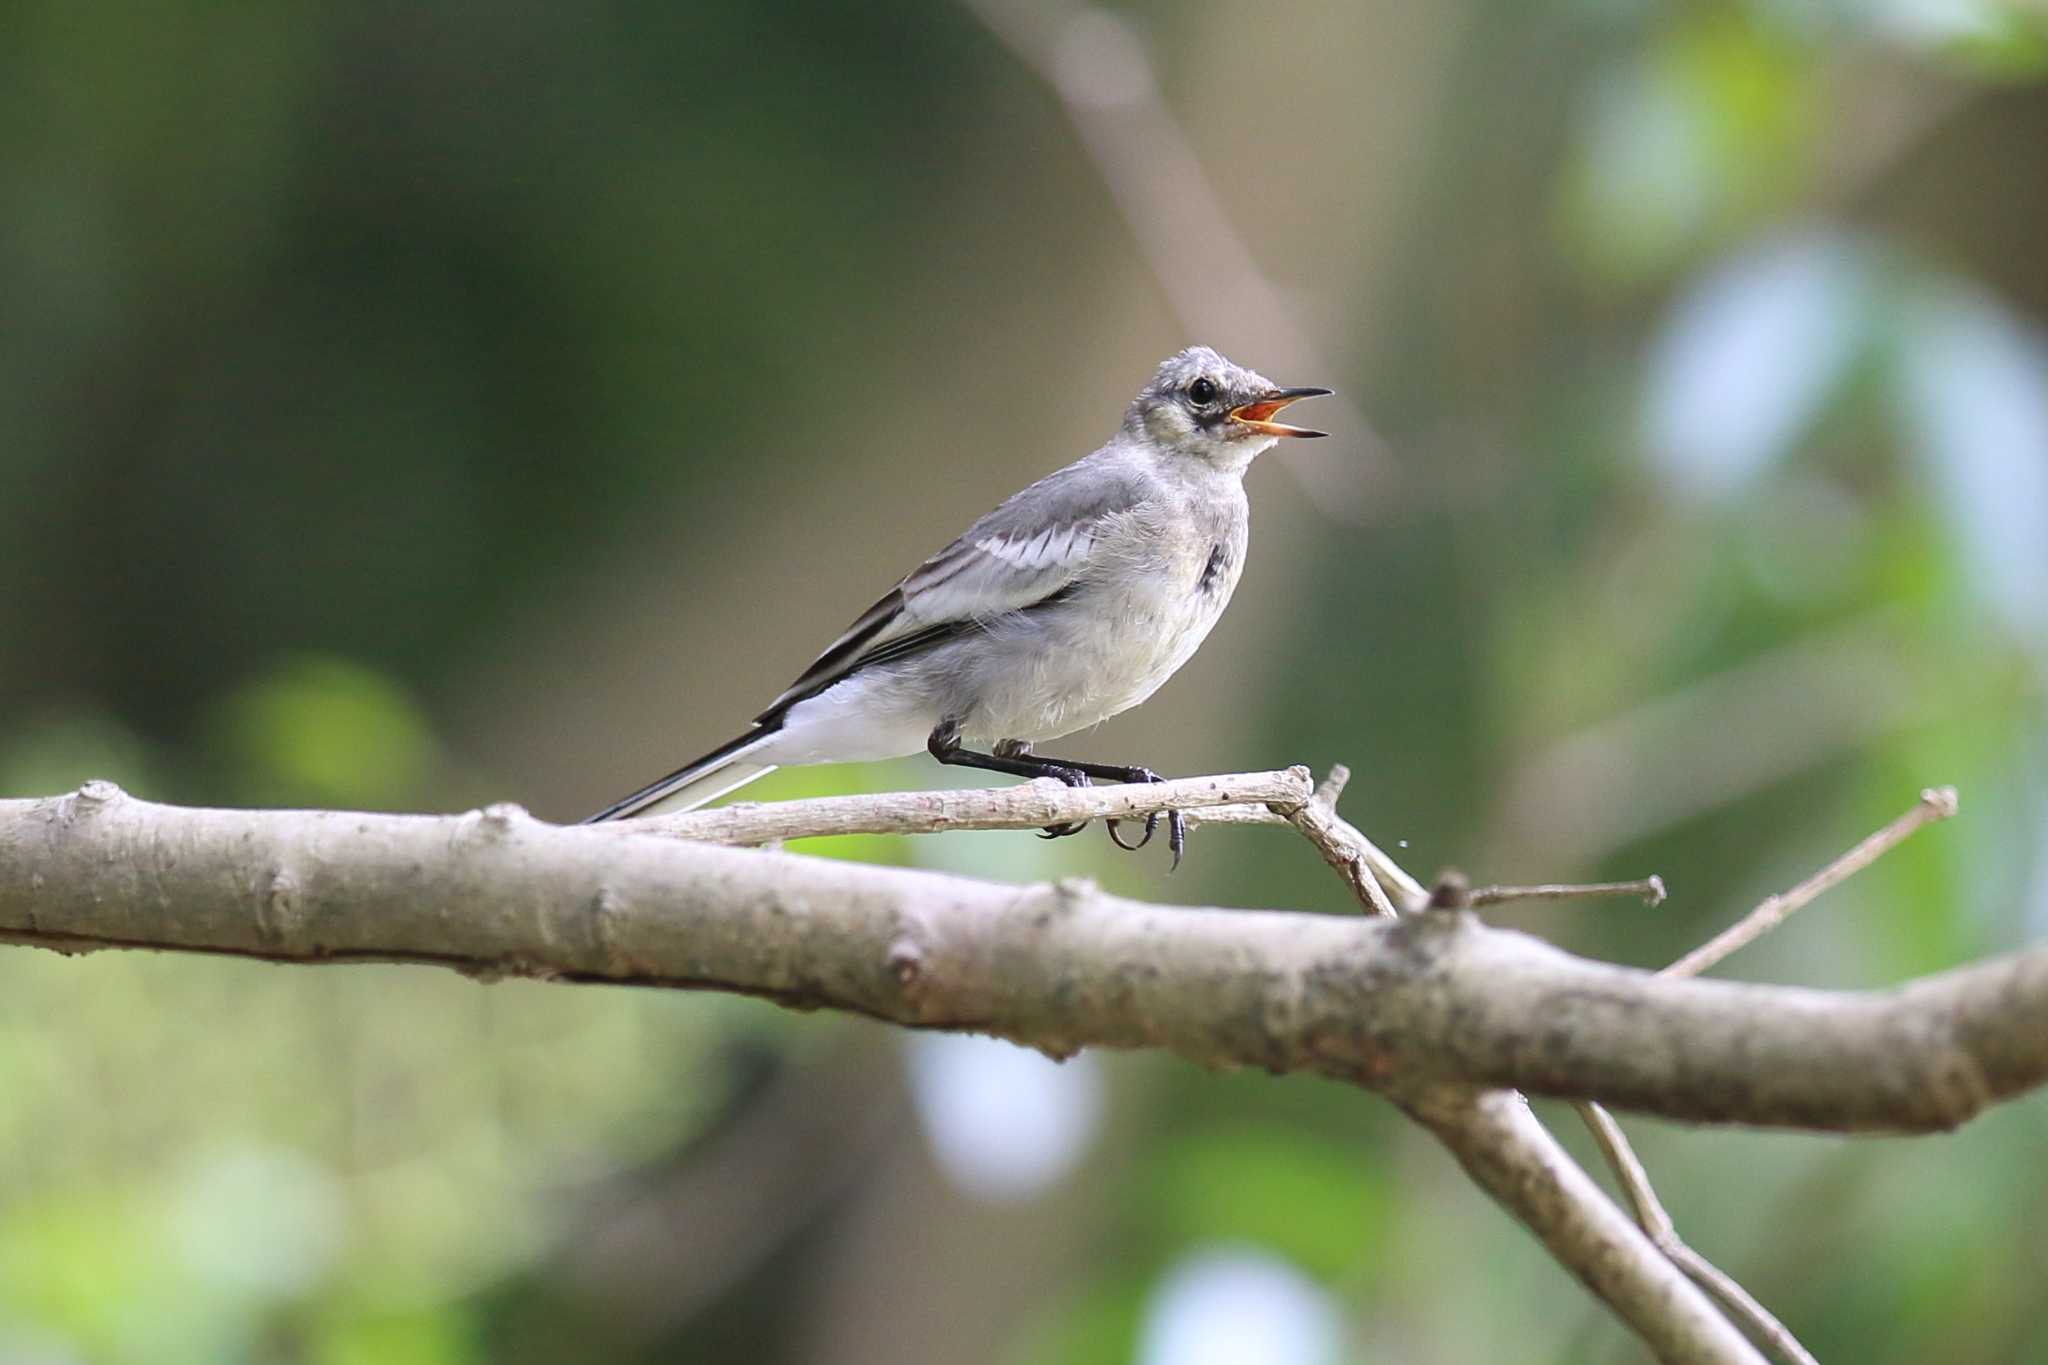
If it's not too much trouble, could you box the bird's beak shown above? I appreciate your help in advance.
[1229,386,1332,439]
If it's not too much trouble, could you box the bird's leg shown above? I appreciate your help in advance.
[991,739,1095,839]
[926,724,1092,839]
[1040,758,1184,870]
[937,727,1185,870]
[926,726,1187,865]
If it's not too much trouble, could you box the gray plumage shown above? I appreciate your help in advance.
[585,346,1328,825]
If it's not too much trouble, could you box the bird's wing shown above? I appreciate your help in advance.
[756,457,1148,725]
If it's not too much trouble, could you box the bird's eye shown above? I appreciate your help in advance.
[1187,377,1219,406]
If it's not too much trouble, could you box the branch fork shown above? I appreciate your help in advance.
[0,772,1998,1365]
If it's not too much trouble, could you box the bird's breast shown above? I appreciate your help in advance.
[965,491,1248,743]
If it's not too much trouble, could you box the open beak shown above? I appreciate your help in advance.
[1229,385,1332,439]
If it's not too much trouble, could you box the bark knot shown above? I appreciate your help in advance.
[1052,876,1096,911]
[473,803,530,837]
[887,937,925,990]
[588,886,630,973]
[258,867,301,945]
[66,780,125,821]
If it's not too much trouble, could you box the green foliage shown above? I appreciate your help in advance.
[1142,1124,1388,1283]
[206,655,438,808]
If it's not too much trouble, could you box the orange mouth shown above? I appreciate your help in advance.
[1229,386,1331,438]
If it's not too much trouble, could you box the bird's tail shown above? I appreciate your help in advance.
[581,729,779,823]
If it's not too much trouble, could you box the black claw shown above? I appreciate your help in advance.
[1106,811,1160,852]
[1095,768,1189,867]
[1038,766,1092,839]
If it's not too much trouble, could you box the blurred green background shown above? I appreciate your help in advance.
[5,1,2048,1361]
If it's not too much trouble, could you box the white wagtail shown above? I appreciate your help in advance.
[584,346,1329,866]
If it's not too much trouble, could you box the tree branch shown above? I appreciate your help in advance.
[1398,1084,1764,1365]
[1465,875,1668,908]
[631,767,1313,845]
[1572,785,1960,1363]
[632,761,1429,918]
[1663,785,1958,980]
[1,781,2037,1133]
[1575,1100,1815,1365]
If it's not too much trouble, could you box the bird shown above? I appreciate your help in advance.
[582,346,1329,867]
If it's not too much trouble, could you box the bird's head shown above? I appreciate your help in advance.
[1125,346,1330,468]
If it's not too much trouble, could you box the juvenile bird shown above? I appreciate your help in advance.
[584,346,1329,866]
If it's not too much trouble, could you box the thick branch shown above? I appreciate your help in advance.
[1,784,2039,1133]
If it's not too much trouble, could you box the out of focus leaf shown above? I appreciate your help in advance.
[1145,1124,1388,1281]
[1560,60,1717,282]
[0,1185,230,1363]
[1559,13,1813,283]
[168,1145,346,1298]
[1642,232,1870,499]
[207,654,438,808]
[313,1303,476,1365]
[1134,1246,1343,1365]
[1005,1274,1147,1365]
[1867,0,2048,73]
[1896,284,2048,644]
[907,1034,1104,1202]
[1742,0,2046,73]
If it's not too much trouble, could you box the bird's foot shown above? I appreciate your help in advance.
[1100,767,1187,872]
[1035,766,1093,840]
[975,738,1185,866]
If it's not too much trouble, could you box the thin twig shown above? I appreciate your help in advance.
[1350,849,1761,1362]
[1663,786,1958,981]
[1467,876,1668,908]
[1285,799,1394,917]
[623,768,1314,846]
[1277,769,1427,916]
[1356,854,1401,919]
[1363,827,1802,1359]
[1575,786,1961,1364]
[618,755,1427,924]
[1575,1101,1817,1365]
[1401,1085,1765,1365]
[1231,701,1949,1363]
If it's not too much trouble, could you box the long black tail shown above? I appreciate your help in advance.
[580,727,779,823]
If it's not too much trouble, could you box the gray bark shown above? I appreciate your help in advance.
[2,782,2038,1134]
